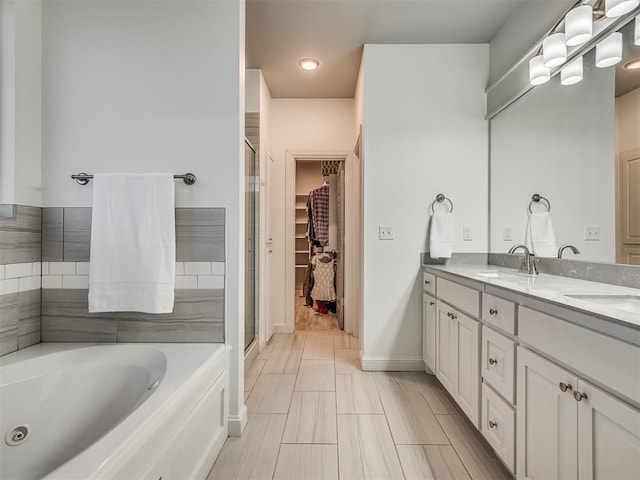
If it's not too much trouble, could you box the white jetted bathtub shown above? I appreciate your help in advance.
[0,343,230,480]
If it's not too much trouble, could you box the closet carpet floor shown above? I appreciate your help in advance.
[295,292,340,331]
[207,331,511,480]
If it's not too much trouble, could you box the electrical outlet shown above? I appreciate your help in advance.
[379,226,394,240]
[503,226,513,241]
[463,226,472,241]
[584,226,600,241]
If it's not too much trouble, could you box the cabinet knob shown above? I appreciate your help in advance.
[488,420,498,429]
[559,382,573,393]
[573,391,588,402]
[488,358,498,365]
[447,312,452,318]
[429,301,435,306]
[489,308,498,315]
[451,313,457,319]
[425,280,431,285]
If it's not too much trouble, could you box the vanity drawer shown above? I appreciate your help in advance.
[423,272,436,296]
[519,307,640,402]
[482,293,516,335]
[437,278,480,317]
[482,383,516,473]
[482,326,516,404]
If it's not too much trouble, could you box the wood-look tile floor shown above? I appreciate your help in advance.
[295,292,340,331]
[208,331,511,480]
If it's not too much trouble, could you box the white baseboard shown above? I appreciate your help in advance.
[228,404,248,437]
[360,355,425,371]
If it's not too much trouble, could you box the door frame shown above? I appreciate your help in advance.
[283,149,361,334]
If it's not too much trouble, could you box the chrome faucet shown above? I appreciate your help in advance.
[508,244,538,275]
[558,244,580,259]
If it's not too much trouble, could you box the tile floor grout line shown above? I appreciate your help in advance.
[435,413,476,480]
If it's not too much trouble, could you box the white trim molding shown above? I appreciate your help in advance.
[227,404,248,437]
[360,355,425,372]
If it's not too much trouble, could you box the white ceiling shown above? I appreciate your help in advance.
[246,0,527,98]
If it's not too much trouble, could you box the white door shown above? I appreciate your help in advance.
[435,301,456,395]
[517,347,578,480]
[577,379,640,480]
[423,293,437,374]
[455,312,480,428]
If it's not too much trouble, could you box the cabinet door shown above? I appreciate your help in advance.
[517,348,578,480]
[577,379,640,480]
[423,293,437,373]
[455,311,480,428]
[436,301,456,396]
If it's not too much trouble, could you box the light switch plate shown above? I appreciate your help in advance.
[503,226,512,241]
[463,226,472,241]
[379,226,394,240]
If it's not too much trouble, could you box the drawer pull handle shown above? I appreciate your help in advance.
[573,391,588,402]
[559,382,573,393]
[489,308,498,315]
[429,301,435,306]
[488,358,498,365]
[488,420,498,429]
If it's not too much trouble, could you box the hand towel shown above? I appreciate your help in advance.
[525,212,557,258]
[429,211,453,259]
[88,174,176,313]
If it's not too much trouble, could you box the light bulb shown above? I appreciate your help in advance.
[529,55,551,86]
[561,57,583,85]
[605,0,639,17]
[543,33,567,68]
[565,6,593,46]
[596,32,623,67]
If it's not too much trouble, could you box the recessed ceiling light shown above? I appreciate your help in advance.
[624,58,640,70]
[298,57,320,70]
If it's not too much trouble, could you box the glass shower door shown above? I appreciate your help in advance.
[244,140,258,350]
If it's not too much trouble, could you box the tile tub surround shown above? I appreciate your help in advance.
[1,205,42,356]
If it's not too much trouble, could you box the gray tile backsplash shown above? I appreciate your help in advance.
[0,205,227,356]
[0,205,41,264]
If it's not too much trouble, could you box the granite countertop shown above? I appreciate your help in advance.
[423,264,640,330]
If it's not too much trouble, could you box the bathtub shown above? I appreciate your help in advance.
[0,343,230,480]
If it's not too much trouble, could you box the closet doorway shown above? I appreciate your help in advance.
[289,155,346,331]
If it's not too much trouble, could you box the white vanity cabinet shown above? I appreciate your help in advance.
[518,347,640,480]
[435,299,481,428]
[422,292,437,373]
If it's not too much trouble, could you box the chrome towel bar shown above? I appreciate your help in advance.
[71,172,196,186]
[528,193,551,213]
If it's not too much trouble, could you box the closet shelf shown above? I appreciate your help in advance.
[295,250,309,254]
[295,235,307,239]
[295,265,307,269]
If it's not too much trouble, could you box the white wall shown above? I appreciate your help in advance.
[361,44,489,368]
[246,69,261,114]
[269,99,356,331]
[1,0,42,206]
[41,0,246,434]
[490,59,615,262]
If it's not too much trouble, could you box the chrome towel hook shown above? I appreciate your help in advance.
[528,193,551,213]
[430,193,454,214]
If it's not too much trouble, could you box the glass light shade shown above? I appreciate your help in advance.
[561,57,583,85]
[605,0,639,17]
[298,58,320,70]
[596,32,623,67]
[529,55,551,85]
[635,15,640,46]
[543,33,567,67]
[565,6,593,46]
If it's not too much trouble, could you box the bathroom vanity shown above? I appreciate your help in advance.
[422,264,640,479]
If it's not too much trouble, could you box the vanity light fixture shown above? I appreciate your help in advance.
[605,0,639,17]
[561,56,584,84]
[635,15,640,45]
[529,55,551,85]
[596,31,623,67]
[624,57,640,69]
[298,57,320,70]
[543,33,568,67]
[565,5,593,46]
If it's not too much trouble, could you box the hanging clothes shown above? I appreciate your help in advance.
[310,251,336,302]
[309,184,330,246]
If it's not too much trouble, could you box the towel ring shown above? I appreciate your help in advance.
[430,193,454,214]
[528,194,551,213]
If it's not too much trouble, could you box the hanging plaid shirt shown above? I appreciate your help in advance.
[310,184,330,246]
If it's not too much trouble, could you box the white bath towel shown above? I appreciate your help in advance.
[88,174,176,313]
[429,211,453,259]
[525,211,558,258]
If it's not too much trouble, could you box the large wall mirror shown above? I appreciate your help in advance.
[490,17,640,265]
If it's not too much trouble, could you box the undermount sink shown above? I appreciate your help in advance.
[564,294,640,315]
[474,270,534,279]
